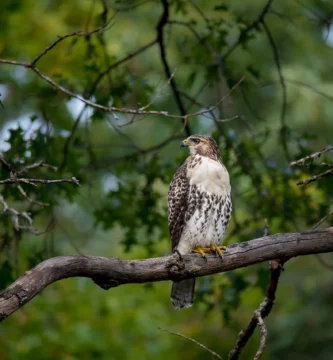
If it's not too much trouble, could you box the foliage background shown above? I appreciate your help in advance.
[0,0,333,359]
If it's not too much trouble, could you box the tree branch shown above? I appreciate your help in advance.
[290,147,333,167]
[0,177,80,186]
[157,0,191,136]
[253,309,267,360]
[31,15,116,66]
[0,156,79,233]
[1,228,333,322]
[228,260,283,360]
[296,168,333,186]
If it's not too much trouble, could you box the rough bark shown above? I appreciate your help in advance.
[1,228,333,322]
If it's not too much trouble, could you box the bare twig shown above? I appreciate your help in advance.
[0,177,80,186]
[31,15,116,66]
[17,185,49,207]
[313,209,333,230]
[0,194,36,233]
[296,168,333,186]
[253,308,267,360]
[16,160,58,175]
[159,327,223,360]
[90,38,157,92]
[290,147,333,167]
[0,156,80,232]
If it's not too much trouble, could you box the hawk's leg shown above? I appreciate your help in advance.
[192,247,211,258]
[173,249,183,261]
[210,245,227,258]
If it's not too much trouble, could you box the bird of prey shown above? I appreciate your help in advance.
[168,135,232,309]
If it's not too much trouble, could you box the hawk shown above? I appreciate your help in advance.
[168,135,232,309]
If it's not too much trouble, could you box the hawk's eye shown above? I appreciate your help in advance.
[193,138,200,144]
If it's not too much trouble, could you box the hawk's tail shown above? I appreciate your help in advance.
[170,278,195,309]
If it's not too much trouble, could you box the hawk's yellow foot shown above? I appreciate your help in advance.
[210,245,227,258]
[192,247,211,258]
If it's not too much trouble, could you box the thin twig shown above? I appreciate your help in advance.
[296,168,333,186]
[312,209,333,230]
[0,194,35,233]
[0,156,79,233]
[253,309,267,360]
[0,177,80,186]
[290,147,333,167]
[159,327,224,360]
[90,38,157,92]
[16,161,58,175]
[17,185,49,207]
[31,14,116,66]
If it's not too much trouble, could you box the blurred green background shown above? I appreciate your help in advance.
[0,0,333,359]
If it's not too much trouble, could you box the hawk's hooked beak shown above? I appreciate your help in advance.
[181,139,189,147]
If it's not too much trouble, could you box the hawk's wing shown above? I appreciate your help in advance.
[168,158,189,251]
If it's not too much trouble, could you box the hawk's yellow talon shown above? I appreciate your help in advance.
[192,247,210,258]
[210,245,226,258]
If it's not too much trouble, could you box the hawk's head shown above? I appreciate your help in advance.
[181,135,221,161]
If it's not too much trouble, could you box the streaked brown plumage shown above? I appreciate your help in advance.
[168,135,232,309]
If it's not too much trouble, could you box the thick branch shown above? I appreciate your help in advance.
[1,228,333,322]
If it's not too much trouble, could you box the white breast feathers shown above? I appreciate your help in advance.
[187,155,230,196]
